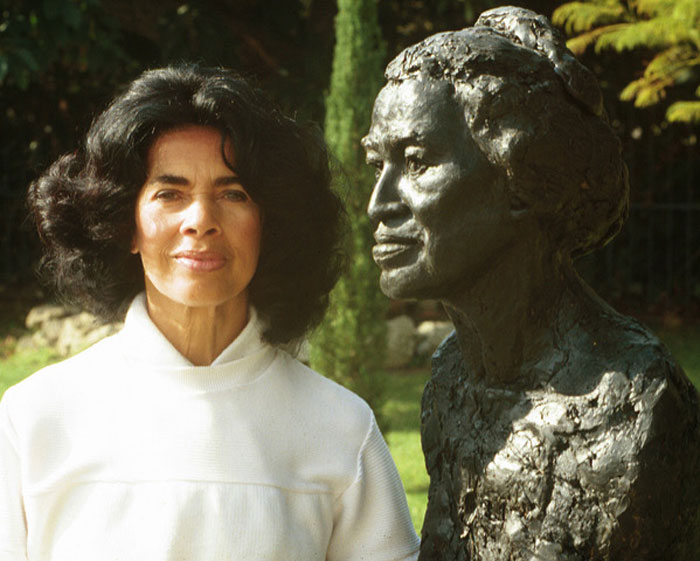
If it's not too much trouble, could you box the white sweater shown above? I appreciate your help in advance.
[0,295,420,561]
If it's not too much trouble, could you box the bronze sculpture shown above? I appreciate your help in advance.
[363,6,700,560]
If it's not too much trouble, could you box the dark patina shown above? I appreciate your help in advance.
[364,6,700,560]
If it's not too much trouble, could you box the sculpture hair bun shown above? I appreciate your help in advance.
[475,6,604,117]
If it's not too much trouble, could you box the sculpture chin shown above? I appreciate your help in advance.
[377,264,437,302]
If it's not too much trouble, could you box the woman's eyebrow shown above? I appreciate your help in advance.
[150,174,240,186]
[214,175,241,186]
[153,174,189,185]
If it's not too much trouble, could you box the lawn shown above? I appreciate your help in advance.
[381,367,431,531]
[0,347,60,397]
[0,322,698,534]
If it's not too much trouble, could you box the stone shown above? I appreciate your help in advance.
[25,304,70,329]
[415,321,453,359]
[385,315,416,369]
[38,318,65,346]
[22,305,121,357]
[14,334,38,353]
[55,312,101,356]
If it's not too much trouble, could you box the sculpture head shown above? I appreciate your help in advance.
[364,7,629,301]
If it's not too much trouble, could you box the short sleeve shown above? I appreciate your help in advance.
[327,414,420,561]
[0,393,28,561]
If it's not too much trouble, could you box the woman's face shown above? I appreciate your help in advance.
[132,125,262,312]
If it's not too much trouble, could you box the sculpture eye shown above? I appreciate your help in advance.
[406,156,427,175]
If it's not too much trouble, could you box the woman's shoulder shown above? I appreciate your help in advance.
[2,333,121,412]
[268,350,374,430]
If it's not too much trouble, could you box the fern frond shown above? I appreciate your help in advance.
[593,18,696,52]
[643,46,700,81]
[552,2,629,35]
[620,75,674,106]
[565,23,629,55]
[666,100,700,123]
[632,0,676,18]
[670,0,700,24]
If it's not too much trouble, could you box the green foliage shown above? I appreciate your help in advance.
[0,0,128,90]
[310,0,389,425]
[667,100,700,123]
[553,1,631,36]
[553,0,700,123]
[655,323,700,390]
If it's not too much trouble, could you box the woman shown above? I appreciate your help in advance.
[0,65,420,561]
[363,7,700,560]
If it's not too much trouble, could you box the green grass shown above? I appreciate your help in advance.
[1,324,698,535]
[655,323,700,389]
[0,347,61,397]
[381,368,431,531]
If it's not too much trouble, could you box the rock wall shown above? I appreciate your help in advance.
[17,304,122,357]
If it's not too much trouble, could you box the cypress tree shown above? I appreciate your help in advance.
[310,0,389,423]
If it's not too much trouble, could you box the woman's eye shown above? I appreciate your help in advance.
[222,189,249,202]
[154,190,181,201]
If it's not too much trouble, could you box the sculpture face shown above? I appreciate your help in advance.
[364,78,516,300]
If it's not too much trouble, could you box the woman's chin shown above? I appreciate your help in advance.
[145,283,248,313]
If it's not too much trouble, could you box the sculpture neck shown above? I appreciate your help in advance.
[442,250,578,387]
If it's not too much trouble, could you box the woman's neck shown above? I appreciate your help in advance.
[442,245,574,387]
[143,288,250,366]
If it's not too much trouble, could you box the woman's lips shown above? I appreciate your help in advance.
[174,252,227,272]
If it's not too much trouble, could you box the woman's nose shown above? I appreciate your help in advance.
[367,165,409,225]
[180,198,221,237]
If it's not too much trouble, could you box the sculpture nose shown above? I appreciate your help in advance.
[367,166,409,225]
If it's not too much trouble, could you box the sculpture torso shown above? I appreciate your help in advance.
[420,317,700,561]
[363,7,700,558]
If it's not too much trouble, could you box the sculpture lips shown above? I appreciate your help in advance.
[372,234,419,266]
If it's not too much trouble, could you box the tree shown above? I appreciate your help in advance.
[552,0,700,123]
[310,0,389,424]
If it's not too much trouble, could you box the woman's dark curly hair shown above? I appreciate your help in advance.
[27,64,345,345]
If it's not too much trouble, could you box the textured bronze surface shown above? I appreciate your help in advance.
[365,6,700,560]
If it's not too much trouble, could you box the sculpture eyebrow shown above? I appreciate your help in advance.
[365,132,427,154]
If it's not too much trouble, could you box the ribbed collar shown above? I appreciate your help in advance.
[115,293,277,392]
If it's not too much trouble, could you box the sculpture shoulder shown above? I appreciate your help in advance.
[546,308,692,393]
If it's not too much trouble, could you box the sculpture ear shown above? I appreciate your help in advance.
[509,193,530,218]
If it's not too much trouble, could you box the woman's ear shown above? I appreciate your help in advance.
[130,236,139,255]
